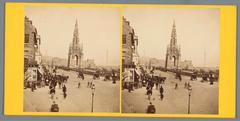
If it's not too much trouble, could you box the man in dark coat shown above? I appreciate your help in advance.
[147,87,152,100]
[159,85,164,100]
[62,85,67,94]
[146,102,156,113]
[50,88,55,94]
[160,93,164,101]
[50,101,59,112]
[63,92,67,99]
[160,85,164,94]
[175,83,178,89]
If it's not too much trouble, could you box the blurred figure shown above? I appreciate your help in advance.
[146,102,156,114]
[50,101,59,112]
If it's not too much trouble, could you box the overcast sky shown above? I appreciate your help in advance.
[25,6,120,66]
[124,7,219,67]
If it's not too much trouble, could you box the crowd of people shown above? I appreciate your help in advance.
[24,65,70,112]
[123,66,200,114]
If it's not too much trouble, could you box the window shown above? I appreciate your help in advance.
[130,33,134,45]
[122,59,125,65]
[33,32,37,44]
[122,34,126,44]
[25,34,29,43]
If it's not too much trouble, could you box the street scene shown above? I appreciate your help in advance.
[24,6,120,112]
[122,8,219,114]
[24,68,120,112]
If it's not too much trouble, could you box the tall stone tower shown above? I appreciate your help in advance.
[67,20,83,68]
[165,21,181,69]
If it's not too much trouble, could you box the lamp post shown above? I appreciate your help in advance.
[188,86,192,114]
[91,84,95,113]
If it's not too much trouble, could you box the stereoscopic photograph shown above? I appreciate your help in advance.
[24,6,120,112]
[122,7,219,114]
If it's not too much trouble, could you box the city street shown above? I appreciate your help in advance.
[122,70,218,114]
[24,69,120,112]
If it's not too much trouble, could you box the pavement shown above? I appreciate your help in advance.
[122,70,218,114]
[24,69,120,112]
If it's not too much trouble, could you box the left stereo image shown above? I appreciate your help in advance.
[24,6,120,113]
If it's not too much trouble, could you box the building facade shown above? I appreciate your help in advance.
[67,20,83,69]
[122,17,139,68]
[24,16,41,69]
[165,21,181,69]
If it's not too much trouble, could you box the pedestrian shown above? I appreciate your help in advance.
[58,81,62,89]
[175,83,178,89]
[184,82,188,89]
[128,83,131,93]
[160,93,164,101]
[89,82,92,88]
[130,82,134,91]
[146,102,156,114]
[50,87,55,94]
[78,82,81,88]
[187,82,191,89]
[63,92,67,99]
[50,101,59,112]
[156,82,159,90]
[50,87,55,99]
[209,73,214,85]
[31,83,35,92]
[62,85,67,94]
[147,88,152,100]
[160,85,164,94]
[49,84,52,90]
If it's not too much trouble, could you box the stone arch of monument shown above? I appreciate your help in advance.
[74,55,79,66]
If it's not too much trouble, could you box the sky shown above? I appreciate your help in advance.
[25,6,120,66]
[124,7,220,67]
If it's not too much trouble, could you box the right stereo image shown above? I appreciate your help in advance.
[121,7,219,114]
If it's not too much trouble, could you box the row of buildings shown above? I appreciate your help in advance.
[24,16,42,71]
[122,17,139,68]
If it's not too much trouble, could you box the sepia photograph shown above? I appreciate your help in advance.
[24,6,120,112]
[122,7,219,114]
[3,2,237,117]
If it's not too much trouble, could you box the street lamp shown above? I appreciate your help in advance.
[188,86,192,114]
[91,84,95,113]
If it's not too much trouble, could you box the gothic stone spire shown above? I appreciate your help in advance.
[170,20,177,46]
[73,19,79,44]
[67,19,83,68]
[165,20,181,69]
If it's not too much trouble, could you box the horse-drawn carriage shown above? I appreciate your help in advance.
[200,70,219,84]
[93,70,101,80]
[175,72,182,81]
[190,71,198,81]
[151,75,166,85]
[103,72,111,81]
